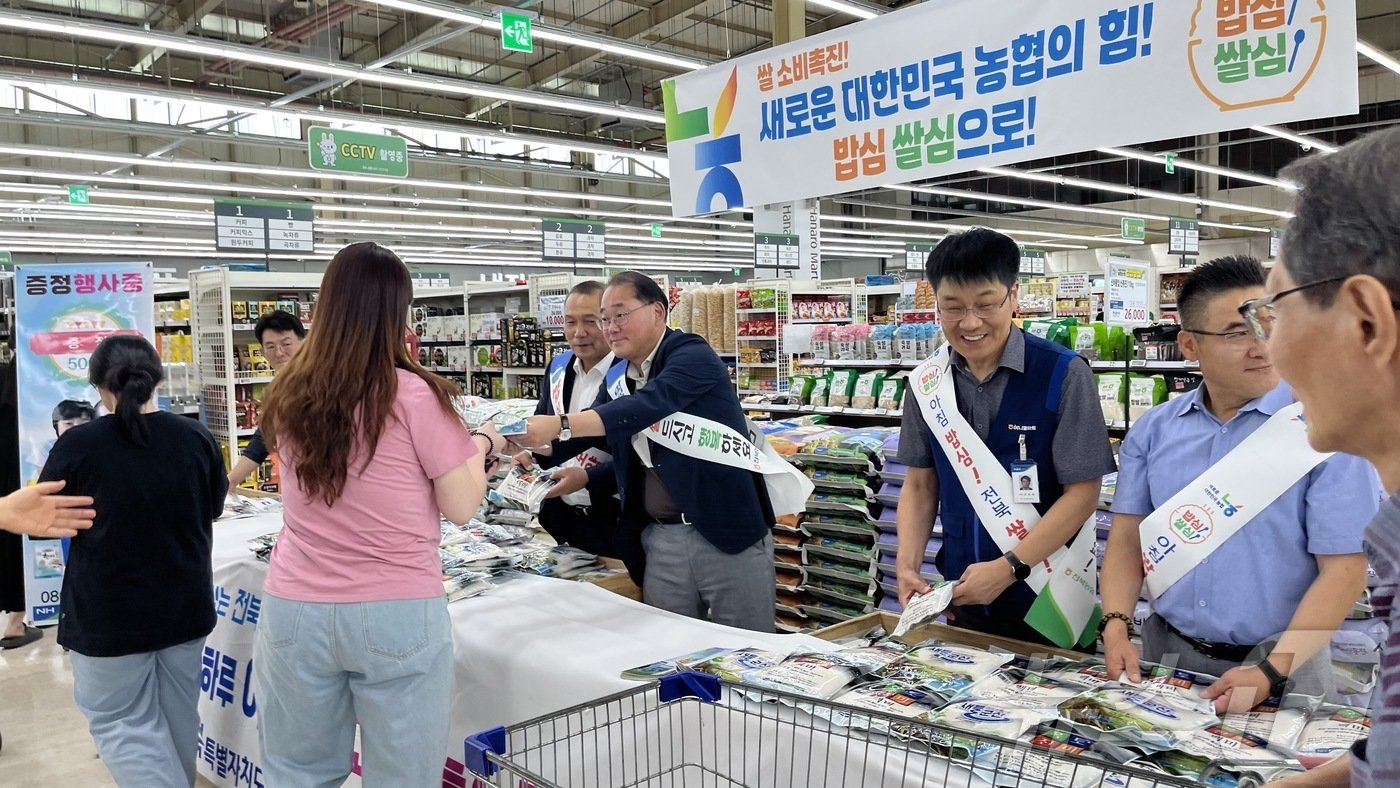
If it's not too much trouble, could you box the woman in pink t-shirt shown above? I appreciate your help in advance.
[255,243,505,786]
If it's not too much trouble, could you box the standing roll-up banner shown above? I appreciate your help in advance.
[663,0,1359,217]
[15,263,154,626]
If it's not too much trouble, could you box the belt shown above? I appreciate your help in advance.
[1161,617,1255,664]
[652,514,692,526]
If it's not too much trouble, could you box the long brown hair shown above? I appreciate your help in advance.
[260,242,460,505]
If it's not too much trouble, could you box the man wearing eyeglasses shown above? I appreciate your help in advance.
[518,271,780,632]
[1249,130,1400,788]
[1100,256,1375,715]
[897,227,1116,649]
[512,281,620,558]
[227,310,305,491]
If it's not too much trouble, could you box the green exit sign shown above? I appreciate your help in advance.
[1121,216,1146,241]
[501,12,534,53]
[650,223,662,238]
[0,251,11,265]
[67,184,89,205]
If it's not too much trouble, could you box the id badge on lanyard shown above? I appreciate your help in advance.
[1009,433,1040,505]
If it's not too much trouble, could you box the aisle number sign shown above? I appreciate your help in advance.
[754,233,800,277]
[1169,217,1200,255]
[1270,228,1283,259]
[1019,248,1046,275]
[542,219,606,262]
[214,198,315,253]
[500,11,534,53]
[1106,257,1150,325]
[15,262,154,626]
[904,242,935,272]
[663,0,1358,217]
[308,126,408,178]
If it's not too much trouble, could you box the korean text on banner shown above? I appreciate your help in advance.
[663,0,1359,217]
[15,263,155,626]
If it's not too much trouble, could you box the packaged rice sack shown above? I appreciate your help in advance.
[677,289,695,333]
[691,286,710,344]
[828,368,860,408]
[834,639,911,674]
[825,681,943,728]
[850,370,886,409]
[1098,373,1127,424]
[691,647,786,682]
[1295,706,1371,760]
[878,376,906,411]
[1128,375,1167,422]
[879,643,1013,701]
[722,284,737,352]
[745,652,863,699]
[788,374,815,405]
[810,375,832,408]
[960,668,1085,710]
[925,700,1055,742]
[1058,686,1218,750]
[705,285,726,348]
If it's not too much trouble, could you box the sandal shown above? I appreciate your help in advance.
[0,625,43,649]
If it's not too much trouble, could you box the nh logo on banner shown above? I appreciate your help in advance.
[661,0,1357,218]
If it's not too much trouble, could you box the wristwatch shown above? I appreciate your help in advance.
[1254,655,1293,699]
[558,413,572,442]
[1003,550,1031,582]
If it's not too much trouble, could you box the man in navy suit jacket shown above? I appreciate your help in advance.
[521,272,776,632]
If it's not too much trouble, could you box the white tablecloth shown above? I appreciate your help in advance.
[196,513,836,788]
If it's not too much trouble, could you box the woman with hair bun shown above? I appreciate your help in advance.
[38,333,227,787]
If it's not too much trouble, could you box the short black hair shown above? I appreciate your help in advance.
[255,310,306,344]
[51,399,95,433]
[924,227,1021,291]
[605,271,668,311]
[1178,256,1265,329]
[568,280,605,299]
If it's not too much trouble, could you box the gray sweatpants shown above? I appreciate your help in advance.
[641,522,776,633]
[1141,614,1335,700]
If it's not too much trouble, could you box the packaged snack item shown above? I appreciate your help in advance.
[827,368,858,408]
[1042,659,1121,690]
[1294,706,1371,759]
[962,668,1085,710]
[890,580,956,637]
[871,323,896,360]
[926,701,1054,741]
[1058,687,1219,749]
[810,375,831,408]
[722,285,737,352]
[811,324,836,360]
[745,652,862,699]
[896,323,920,361]
[823,681,942,729]
[489,465,558,512]
[987,725,1107,788]
[833,639,911,674]
[621,646,731,680]
[879,644,1013,700]
[1128,375,1167,422]
[850,370,886,409]
[691,286,710,343]
[705,286,726,347]
[691,648,786,682]
[788,374,815,405]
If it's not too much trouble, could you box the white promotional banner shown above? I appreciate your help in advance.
[1106,257,1151,325]
[663,0,1359,217]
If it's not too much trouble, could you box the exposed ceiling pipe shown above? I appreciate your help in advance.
[204,0,362,78]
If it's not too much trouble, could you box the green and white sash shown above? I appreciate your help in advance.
[1139,401,1330,600]
[910,344,1100,649]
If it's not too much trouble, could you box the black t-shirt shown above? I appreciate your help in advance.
[240,427,269,465]
[40,411,228,657]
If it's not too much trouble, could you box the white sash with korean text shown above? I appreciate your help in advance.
[1139,401,1330,600]
[605,364,813,516]
[548,351,611,507]
[910,344,1099,649]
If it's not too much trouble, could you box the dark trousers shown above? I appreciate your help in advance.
[0,530,23,613]
[538,495,621,558]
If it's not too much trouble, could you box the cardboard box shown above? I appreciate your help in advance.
[814,611,1082,660]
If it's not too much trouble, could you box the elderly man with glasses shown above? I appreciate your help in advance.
[1099,256,1377,716]
[895,227,1117,649]
[518,271,778,632]
[1245,128,1400,788]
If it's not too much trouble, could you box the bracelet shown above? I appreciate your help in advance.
[469,430,500,456]
[1098,611,1135,638]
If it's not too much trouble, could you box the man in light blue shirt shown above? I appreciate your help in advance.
[1100,256,1378,713]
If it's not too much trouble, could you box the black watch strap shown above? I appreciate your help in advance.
[1256,656,1291,697]
[1003,550,1031,581]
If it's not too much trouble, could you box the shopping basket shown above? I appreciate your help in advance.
[464,672,1288,788]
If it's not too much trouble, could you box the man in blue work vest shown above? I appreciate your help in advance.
[897,227,1116,650]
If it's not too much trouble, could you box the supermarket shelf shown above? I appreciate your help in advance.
[474,366,504,373]
[736,308,779,314]
[800,358,921,369]
[169,404,201,416]
[470,338,503,345]
[742,402,901,419]
[231,375,277,385]
[1105,420,1127,431]
[738,363,784,368]
[157,320,190,329]
[1091,360,1200,371]
[1160,302,1179,310]
[503,366,546,375]
[418,338,466,346]
[738,335,777,341]
[230,321,314,332]
[428,366,468,374]
[789,319,852,325]
[235,428,258,437]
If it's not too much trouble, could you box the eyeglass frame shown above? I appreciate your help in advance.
[1238,274,1400,340]
[1179,326,1257,344]
[599,301,661,329]
[262,338,300,356]
[936,288,1014,323]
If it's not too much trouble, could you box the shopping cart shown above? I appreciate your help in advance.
[464,672,1291,788]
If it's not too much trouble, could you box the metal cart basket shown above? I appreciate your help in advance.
[465,672,1286,788]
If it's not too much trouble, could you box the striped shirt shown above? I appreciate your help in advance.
[1355,493,1400,787]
